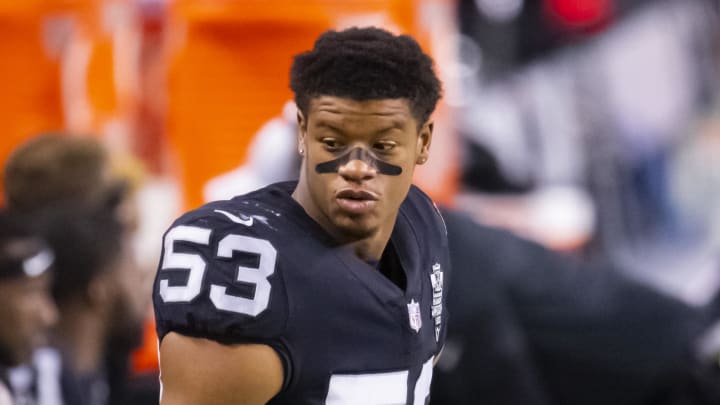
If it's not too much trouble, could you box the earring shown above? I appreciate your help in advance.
[299,147,304,156]
[417,156,427,164]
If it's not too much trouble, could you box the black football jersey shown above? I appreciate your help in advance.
[153,181,450,405]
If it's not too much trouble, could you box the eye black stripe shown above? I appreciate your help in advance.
[315,147,402,176]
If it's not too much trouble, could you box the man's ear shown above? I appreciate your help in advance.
[416,121,433,165]
[296,110,307,131]
[297,111,307,156]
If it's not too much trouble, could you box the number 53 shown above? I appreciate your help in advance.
[158,225,277,316]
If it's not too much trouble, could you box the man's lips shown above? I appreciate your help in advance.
[335,189,378,215]
[336,189,379,201]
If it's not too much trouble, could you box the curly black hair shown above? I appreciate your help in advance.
[290,27,442,125]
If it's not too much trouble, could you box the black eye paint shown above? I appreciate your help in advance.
[315,147,402,176]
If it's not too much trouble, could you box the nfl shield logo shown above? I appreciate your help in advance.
[407,299,422,333]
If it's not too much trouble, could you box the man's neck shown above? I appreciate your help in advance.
[348,223,395,262]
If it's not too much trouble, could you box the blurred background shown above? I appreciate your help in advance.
[1,0,719,403]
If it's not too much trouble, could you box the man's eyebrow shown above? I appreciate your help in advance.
[314,121,344,133]
[313,119,406,135]
[376,121,406,134]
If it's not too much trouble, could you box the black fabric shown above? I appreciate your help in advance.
[379,241,407,292]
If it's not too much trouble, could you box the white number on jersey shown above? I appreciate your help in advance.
[158,225,277,316]
[325,357,434,405]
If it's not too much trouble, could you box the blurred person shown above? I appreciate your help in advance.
[37,205,149,405]
[431,209,720,405]
[154,27,449,405]
[0,210,58,404]
[2,133,153,404]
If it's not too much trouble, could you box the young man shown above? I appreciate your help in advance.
[154,27,449,404]
[0,210,58,404]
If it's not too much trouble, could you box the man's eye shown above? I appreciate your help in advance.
[374,142,396,152]
[321,138,344,150]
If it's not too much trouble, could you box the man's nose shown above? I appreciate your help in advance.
[338,159,376,182]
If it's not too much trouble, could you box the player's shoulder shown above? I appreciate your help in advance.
[154,183,296,344]
[401,185,448,239]
[404,184,435,208]
[169,182,296,240]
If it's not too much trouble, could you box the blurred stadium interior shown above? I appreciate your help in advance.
[1,0,719,397]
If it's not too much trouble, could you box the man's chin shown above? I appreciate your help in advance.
[332,215,378,240]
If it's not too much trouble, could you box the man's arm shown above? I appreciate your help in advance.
[159,332,284,405]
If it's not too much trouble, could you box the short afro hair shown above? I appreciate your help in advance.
[290,26,442,125]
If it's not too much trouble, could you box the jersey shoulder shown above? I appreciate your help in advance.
[153,186,293,345]
[401,185,448,247]
[176,182,300,242]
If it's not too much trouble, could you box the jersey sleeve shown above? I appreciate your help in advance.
[152,203,289,346]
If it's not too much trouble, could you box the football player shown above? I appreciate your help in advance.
[0,210,58,403]
[154,27,449,404]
